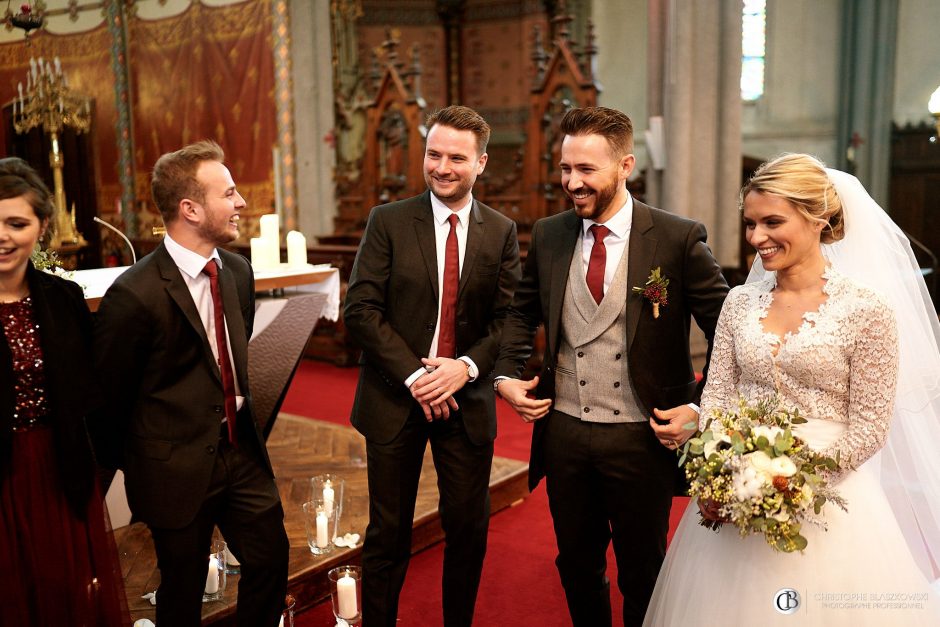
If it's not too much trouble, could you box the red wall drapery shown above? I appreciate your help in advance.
[129,0,277,220]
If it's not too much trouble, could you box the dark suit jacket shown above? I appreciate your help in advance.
[494,200,729,490]
[1,263,100,519]
[344,191,521,446]
[91,243,270,529]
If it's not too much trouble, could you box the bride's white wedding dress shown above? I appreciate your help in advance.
[643,269,940,626]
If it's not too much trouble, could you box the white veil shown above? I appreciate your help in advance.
[747,168,940,587]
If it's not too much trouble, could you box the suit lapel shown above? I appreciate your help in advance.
[218,261,250,390]
[547,211,580,353]
[626,200,657,352]
[412,191,439,299]
[458,200,485,298]
[156,244,220,384]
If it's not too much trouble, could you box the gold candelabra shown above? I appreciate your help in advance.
[13,55,91,247]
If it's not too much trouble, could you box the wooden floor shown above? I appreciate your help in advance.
[115,413,529,624]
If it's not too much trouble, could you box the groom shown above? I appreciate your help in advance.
[494,106,728,626]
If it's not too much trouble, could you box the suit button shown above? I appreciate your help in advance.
[426,324,434,331]
[213,405,223,413]
[614,410,621,416]
[577,351,584,358]
[580,380,586,386]
[615,353,622,360]
[206,445,216,454]
[614,381,621,388]
[583,407,590,413]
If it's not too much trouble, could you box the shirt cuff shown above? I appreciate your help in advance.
[686,403,700,414]
[405,367,426,389]
[458,356,478,382]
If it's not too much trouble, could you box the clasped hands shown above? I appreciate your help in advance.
[410,357,469,421]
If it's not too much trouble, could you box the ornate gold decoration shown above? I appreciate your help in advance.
[13,55,91,247]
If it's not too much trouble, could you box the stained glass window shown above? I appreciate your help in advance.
[741,0,766,101]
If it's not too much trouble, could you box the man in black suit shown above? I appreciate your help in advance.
[494,107,729,627]
[344,105,521,627]
[93,141,288,627]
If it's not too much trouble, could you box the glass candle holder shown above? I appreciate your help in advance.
[278,593,296,627]
[202,539,227,602]
[302,499,336,555]
[328,565,361,625]
[310,474,345,541]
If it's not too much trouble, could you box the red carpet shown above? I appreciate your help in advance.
[282,360,689,626]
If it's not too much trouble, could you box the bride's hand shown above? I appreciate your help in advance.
[698,498,728,522]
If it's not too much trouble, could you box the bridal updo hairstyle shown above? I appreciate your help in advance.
[0,157,56,245]
[740,153,845,244]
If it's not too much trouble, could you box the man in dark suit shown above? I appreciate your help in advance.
[92,141,289,627]
[494,107,729,627]
[344,105,521,627]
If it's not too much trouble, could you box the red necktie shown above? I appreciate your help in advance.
[586,224,610,304]
[202,260,237,445]
[437,214,459,358]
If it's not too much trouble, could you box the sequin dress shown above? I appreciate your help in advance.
[0,296,129,627]
[644,270,940,626]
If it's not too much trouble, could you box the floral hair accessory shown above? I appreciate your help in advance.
[632,267,669,318]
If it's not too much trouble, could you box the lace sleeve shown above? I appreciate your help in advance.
[699,288,743,429]
[820,296,899,481]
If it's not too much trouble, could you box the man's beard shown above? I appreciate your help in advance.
[568,177,620,221]
[426,172,474,204]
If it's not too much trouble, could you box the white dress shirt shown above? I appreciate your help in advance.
[580,194,633,292]
[163,234,244,411]
[404,193,479,388]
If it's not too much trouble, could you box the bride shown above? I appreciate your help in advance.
[643,154,940,626]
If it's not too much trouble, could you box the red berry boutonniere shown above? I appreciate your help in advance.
[632,267,669,319]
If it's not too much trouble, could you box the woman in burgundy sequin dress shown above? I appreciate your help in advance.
[0,158,129,626]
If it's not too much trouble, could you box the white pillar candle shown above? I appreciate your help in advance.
[337,574,358,619]
[322,479,334,516]
[316,511,329,548]
[259,213,280,266]
[205,556,220,594]
[286,230,307,268]
[278,616,284,627]
[250,237,270,270]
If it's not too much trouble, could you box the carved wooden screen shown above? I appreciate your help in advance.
[332,37,426,236]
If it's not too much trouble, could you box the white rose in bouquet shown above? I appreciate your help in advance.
[746,450,773,474]
[753,425,784,443]
[769,455,798,478]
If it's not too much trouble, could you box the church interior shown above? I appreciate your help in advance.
[2,0,939,624]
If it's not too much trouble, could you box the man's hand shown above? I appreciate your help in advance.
[410,369,460,422]
[497,377,552,423]
[412,357,470,404]
[649,405,698,450]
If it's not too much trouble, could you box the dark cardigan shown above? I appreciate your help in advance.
[0,263,102,519]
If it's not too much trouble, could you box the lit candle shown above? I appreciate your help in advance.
[54,56,61,75]
[205,555,220,594]
[286,230,307,268]
[17,82,23,100]
[336,573,358,619]
[316,511,329,548]
[322,479,334,516]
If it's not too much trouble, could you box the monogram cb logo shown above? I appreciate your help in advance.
[774,588,800,615]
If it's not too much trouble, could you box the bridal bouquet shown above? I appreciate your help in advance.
[679,397,846,553]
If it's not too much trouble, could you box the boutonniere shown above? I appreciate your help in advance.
[632,267,669,319]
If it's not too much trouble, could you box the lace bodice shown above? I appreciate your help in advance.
[700,268,899,480]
